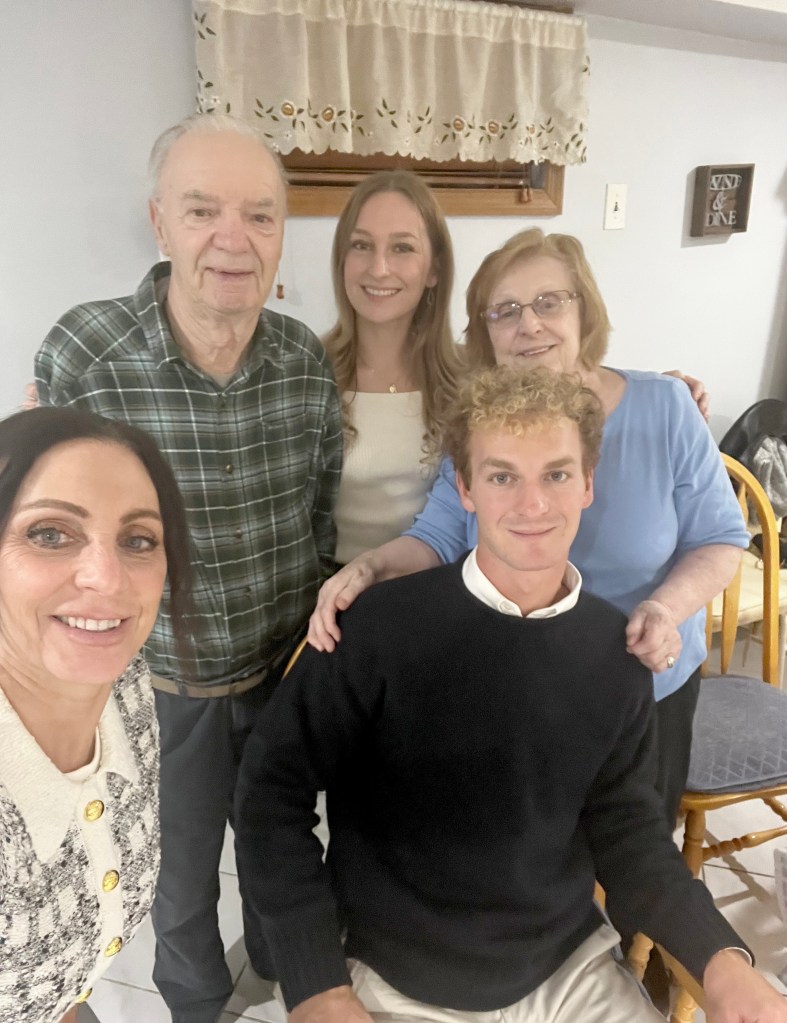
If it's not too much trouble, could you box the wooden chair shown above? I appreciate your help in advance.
[671,454,787,1021]
[706,455,781,685]
[708,547,787,684]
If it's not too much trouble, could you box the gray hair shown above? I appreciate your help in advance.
[147,112,288,204]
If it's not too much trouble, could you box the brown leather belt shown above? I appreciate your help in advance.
[151,670,266,699]
[150,642,294,699]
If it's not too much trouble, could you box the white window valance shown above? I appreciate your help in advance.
[193,0,589,166]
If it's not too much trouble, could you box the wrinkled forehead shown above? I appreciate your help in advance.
[159,130,285,205]
[488,254,574,304]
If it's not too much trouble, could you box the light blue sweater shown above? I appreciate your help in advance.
[405,369,749,700]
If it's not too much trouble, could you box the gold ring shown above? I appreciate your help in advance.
[666,655,675,669]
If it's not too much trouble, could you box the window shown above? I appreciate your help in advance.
[194,0,587,215]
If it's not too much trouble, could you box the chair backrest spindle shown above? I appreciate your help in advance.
[705,455,780,686]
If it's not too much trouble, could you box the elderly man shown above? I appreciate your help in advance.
[35,114,342,1023]
[236,367,787,1023]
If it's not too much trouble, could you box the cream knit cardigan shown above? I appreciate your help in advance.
[0,655,159,1023]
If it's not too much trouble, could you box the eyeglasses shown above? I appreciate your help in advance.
[481,290,579,331]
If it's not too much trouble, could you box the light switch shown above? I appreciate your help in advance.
[604,184,627,230]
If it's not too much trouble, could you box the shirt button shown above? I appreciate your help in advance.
[104,937,123,957]
[224,464,234,475]
[74,988,93,1003]
[102,869,120,892]
[234,528,243,539]
[84,800,105,822]
[499,600,517,613]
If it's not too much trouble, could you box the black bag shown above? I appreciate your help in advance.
[720,399,787,518]
[720,398,787,467]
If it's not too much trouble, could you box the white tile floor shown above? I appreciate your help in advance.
[83,630,787,1022]
[82,824,284,1023]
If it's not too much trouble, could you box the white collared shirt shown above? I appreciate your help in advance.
[462,547,582,619]
[67,729,102,781]
[0,687,138,862]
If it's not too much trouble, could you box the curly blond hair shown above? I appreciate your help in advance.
[443,366,604,485]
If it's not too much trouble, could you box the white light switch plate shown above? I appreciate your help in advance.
[604,184,627,230]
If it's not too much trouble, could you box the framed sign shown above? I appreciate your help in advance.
[690,164,754,237]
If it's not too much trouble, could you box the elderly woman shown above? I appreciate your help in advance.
[0,407,193,1023]
[309,229,748,826]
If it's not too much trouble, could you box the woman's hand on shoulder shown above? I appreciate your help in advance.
[308,556,379,652]
[625,599,682,673]
[308,537,441,653]
[662,369,710,421]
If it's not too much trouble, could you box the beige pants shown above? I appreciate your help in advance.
[347,924,664,1023]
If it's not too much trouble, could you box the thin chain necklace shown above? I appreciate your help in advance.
[356,361,407,394]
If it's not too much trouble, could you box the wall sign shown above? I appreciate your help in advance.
[690,164,754,237]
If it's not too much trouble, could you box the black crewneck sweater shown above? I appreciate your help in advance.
[237,559,742,1011]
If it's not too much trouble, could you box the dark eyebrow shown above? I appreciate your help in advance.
[479,456,579,471]
[18,499,162,524]
[350,228,419,240]
[121,509,163,525]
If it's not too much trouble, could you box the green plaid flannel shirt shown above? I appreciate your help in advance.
[35,262,342,688]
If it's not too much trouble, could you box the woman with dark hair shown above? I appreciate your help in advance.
[0,406,193,1023]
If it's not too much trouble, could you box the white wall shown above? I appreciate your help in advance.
[0,1,194,409]
[3,4,787,440]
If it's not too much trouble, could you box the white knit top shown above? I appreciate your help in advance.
[335,391,437,565]
[0,656,160,1023]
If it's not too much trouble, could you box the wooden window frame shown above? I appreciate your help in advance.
[283,154,565,217]
[278,1,573,216]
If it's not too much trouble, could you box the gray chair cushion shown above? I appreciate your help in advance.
[687,674,787,794]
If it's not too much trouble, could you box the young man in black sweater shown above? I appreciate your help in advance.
[236,367,787,1023]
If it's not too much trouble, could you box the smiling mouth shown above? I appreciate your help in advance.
[55,616,122,632]
[516,345,554,358]
[363,286,400,297]
[510,526,555,538]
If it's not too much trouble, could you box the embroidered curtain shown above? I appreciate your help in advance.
[193,0,588,166]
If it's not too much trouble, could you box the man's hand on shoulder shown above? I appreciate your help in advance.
[289,985,373,1023]
[703,949,787,1022]
[20,382,38,410]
